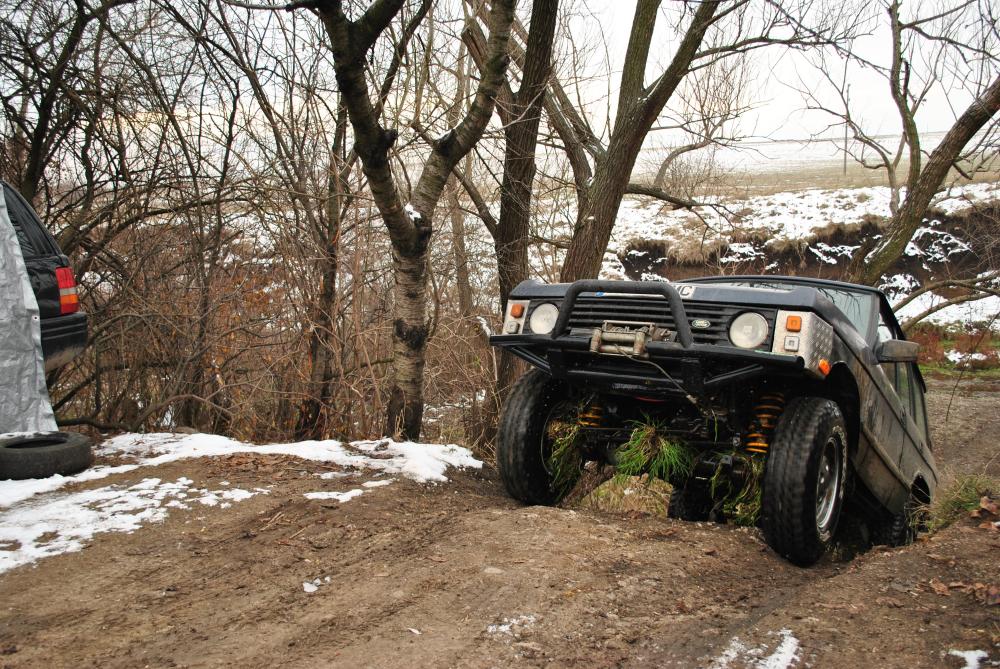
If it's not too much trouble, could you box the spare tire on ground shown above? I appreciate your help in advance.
[0,431,92,480]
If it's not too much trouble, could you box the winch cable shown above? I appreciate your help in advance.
[608,345,720,423]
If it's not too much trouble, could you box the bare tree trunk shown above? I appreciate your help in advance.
[849,75,1000,286]
[560,0,719,282]
[447,176,475,318]
[494,0,559,398]
[312,0,514,440]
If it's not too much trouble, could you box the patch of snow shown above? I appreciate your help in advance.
[0,433,479,573]
[759,630,800,669]
[708,629,800,669]
[879,273,919,301]
[404,202,422,222]
[948,650,989,669]
[721,242,765,264]
[0,477,261,574]
[304,489,365,502]
[475,315,493,337]
[945,350,991,364]
[894,293,1000,329]
[486,614,537,636]
[303,580,318,593]
[96,433,482,485]
[0,464,140,508]
[362,479,395,488]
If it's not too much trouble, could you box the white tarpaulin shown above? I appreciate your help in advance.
[0,186,57,433]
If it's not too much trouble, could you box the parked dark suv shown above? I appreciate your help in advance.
[491,276,936,565]
[1,180,91,480]
[3,180,87,370]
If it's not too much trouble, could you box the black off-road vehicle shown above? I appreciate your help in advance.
[491,276,936,565]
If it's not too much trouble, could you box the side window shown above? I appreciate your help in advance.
[910,365,928,439]
[895,362,913,416]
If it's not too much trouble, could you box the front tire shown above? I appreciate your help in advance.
[761,397,848,566]
[497,369,580,505]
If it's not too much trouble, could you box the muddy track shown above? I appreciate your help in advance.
[0,380,997,668]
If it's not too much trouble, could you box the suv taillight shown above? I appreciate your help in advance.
[55,266,79,315]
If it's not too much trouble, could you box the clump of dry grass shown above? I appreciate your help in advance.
[547,419,585,498]
[577,475,674,516]
[710,454,766,527]
[926,474,999,532]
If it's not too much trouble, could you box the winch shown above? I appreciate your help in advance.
[588,321,675,358]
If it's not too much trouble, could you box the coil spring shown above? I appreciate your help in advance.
[578,403,603,428]
[744,392,785,454]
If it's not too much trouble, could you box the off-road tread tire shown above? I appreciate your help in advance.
[668,485,712,521]
[871,494,920,547]
[0,431,92,480]
[497,369,574,505]
[761,397,847,566]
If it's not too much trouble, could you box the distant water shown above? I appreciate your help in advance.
[639,131,950,175]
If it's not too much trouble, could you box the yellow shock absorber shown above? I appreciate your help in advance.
[578,402,603,428]
[745,392,785,454]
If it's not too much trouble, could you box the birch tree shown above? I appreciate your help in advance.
[301,0,516,439]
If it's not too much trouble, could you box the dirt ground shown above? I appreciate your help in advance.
[0,379,997,668]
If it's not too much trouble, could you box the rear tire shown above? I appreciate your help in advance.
[761,397,848,566]
[668,483,712,521]
[497,369,579,505]
[871,491,924,547]
[0,431,93,480]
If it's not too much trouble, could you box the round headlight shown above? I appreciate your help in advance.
[729,312,769,349]
[528,302,559,334]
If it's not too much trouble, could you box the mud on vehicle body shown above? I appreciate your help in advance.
[490,276,937,565]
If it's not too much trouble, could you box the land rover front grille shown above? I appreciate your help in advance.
[564,295,778,347]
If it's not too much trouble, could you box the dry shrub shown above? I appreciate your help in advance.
[908,328,947,364]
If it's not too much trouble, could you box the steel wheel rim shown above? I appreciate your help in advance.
[815,436,841,532]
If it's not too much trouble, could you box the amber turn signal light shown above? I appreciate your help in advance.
[510,303,525,318]
[786,315,802,332]
[818,359,831,376]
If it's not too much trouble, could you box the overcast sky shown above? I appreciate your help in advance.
[568,0,976,144]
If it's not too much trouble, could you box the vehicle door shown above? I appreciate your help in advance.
[871,307,908,472]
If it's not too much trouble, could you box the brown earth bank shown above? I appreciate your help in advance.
[0,379,997,668]
[620,202,1000,294]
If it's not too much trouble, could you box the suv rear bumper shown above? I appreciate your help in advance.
[40,311,88,372]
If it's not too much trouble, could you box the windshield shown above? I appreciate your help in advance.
[709,280,877,336]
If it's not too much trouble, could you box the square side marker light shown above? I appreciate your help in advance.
[786,315,802,332]
[510,303,525,318]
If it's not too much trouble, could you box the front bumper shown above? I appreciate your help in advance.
[492,280,806,397]
[491,331,802,396]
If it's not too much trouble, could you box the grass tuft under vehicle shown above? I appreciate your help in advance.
[546,417,585,497]
[614,419,696,483]
[711,454,766,526]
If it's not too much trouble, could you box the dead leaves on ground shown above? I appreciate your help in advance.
[927,578,1000,606]
[969,495,999,532]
